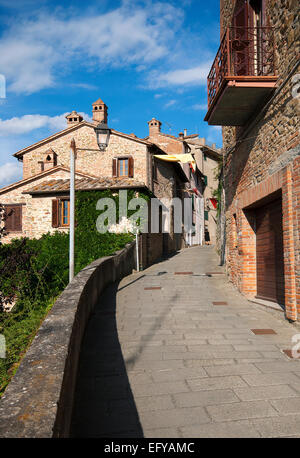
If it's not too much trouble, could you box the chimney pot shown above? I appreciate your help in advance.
[92,98,108,124]
[148,118,161,137]
[65,110,83,125]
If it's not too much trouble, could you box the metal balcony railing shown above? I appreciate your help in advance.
[207,26,276,110]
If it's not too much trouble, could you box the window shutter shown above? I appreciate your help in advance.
[112,158,118,177]
[4,205,22,232]
[128,156,134,178]
[4,206,13,231]
[14,205,22,232]
[233,0,249,28]
[52,199,59,228]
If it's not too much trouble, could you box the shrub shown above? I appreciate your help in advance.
[0,188,150,396]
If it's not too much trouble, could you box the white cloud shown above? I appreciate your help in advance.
[0,112,92,136]
[0,2,183,94]
[151,63,210,88]
[0,162,22,188]
[164,99,176,108]
[207,126,222,148]
[192,103,207,111]
[70,83,98,90]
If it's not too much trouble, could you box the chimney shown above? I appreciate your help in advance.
[41,149,57,172]
[148,118,161,137]
[178,132,184,139]
[184,128,187,137]
[65,110,83,125]
[92,98,108,124]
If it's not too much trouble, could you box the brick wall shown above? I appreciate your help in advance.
[220,0,300,320]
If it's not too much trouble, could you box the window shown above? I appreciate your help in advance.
[61,200,70,226]
[52,199,70,227]
[112,157,134,178]
[118,158,129,177]
[4,204,23,232]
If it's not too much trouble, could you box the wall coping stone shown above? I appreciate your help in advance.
[0,241,136,438]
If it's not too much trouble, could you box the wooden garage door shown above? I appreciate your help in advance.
[256,197,285,306]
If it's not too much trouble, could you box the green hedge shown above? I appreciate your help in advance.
[0,189,150,396]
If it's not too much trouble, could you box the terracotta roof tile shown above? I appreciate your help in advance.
[24,177,146,194]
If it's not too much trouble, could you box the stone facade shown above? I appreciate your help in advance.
[0,168,91,242]
[21,124,150,186]
[218,0,300,320]
[147,122,221,246]
[0,100,190,256]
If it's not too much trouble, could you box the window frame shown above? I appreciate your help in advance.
[118,158,129,177]
[60,199,70,227]
[112,156,134,178]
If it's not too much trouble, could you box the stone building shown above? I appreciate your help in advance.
[0,98,188,264]
[204,0,300,320]
[145,120,221,246]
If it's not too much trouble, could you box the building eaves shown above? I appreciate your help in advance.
[13,122,153,159]
[24,177,147,195]
[0,166,97,196]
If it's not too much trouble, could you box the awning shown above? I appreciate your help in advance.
[154,153,196,173]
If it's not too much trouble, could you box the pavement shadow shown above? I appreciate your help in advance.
[70,281,144,438]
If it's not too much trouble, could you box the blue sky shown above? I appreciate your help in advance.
[0,0,222,187]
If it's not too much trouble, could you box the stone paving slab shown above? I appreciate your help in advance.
[71,246,300,438]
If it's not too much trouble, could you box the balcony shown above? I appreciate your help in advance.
[204,27,277,126]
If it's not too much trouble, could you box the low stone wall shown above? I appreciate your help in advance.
[0,241,136,438]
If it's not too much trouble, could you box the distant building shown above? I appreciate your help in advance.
[145,120,221,246]
[0,98,189,265]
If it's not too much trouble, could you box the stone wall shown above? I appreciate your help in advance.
[0,169,81,243]
[0,242,136,438]
[221,0,300,319]
[22,125,150,187]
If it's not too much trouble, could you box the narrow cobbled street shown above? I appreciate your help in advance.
[71,246,300,438]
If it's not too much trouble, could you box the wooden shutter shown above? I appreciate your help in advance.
[52,199,59,228]
[5,205,22,232]
[233,0,249,28]
[128,156,134,178]
[14,205,22,232]
[232,0,250,75]
[4,206,13,231]
[112,158,118,177]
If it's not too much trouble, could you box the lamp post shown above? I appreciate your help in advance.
[68,122,111,283]
[69,138,76,283]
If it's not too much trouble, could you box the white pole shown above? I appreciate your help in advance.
[69,138,76,283]
[136,231,140,272]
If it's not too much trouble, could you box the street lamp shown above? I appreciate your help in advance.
[94,121,111,151]
[69,138,76,283]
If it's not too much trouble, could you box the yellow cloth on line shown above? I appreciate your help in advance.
[154,153,196,173]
